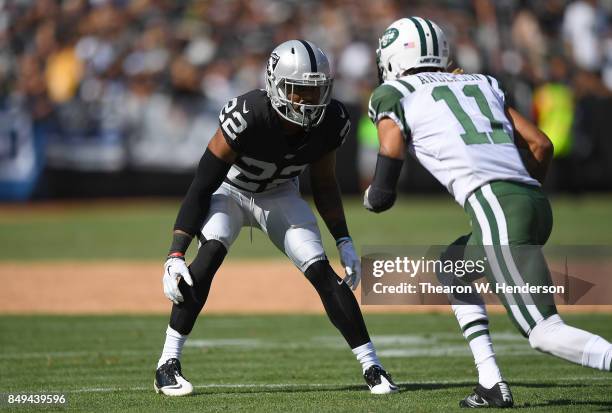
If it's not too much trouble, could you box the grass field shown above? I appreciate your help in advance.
[1,196,611,411]
[1,313,611,412]
[2,195,612,261]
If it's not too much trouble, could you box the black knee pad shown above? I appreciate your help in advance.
[304,260,341,293]
[304,260,370,348]
[187,239,227,297]
[170,239,227,335]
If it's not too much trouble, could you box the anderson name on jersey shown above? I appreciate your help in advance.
[368,72,539,206]
[218,89,351,193]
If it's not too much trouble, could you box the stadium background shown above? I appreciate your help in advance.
[1,0,611,411]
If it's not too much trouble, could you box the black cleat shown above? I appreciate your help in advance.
[363,365,399,394]
[154,358,193,396]
[460,381,514,408]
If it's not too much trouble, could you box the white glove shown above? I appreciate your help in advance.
[337,237,361,290]
[163,257,194,304]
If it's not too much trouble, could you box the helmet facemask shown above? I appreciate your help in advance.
[376,47,385,85]
[271,73,332,129]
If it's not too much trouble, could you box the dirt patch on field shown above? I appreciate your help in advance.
[1,261,610,314]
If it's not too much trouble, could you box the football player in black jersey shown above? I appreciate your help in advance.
[154,40,398,396]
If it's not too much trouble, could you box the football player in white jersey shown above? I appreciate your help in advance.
[366,17,612,408]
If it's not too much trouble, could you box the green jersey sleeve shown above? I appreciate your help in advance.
[368,82,411,139]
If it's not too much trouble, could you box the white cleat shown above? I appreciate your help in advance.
[154,358,194,396]
[363,365,399,394]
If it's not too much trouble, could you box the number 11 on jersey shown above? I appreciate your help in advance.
[432,84,512,145]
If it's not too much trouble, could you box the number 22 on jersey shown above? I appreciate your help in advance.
[219,98,248,140]
[432,84,512,145]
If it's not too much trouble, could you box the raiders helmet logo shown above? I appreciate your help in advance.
[267,52,281,78]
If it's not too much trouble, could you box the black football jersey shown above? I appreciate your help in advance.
[217,89,350,192]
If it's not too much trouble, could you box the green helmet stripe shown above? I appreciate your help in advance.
[408,17,427,56]
[424,19,439,56]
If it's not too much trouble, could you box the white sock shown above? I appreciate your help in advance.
[529,314,612,371]
[583,335,612,371]
[454,304,503,389]
[469,334,504,388]
[352,342,382,372]
[157,325,188,369]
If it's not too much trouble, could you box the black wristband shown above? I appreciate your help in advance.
[335,236,352,246]
[169,232,193,255]
[329,221,350,242]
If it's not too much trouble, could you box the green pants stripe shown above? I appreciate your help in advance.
[481,185,552,322]
[467,191,536,334]
[464,181,557,337]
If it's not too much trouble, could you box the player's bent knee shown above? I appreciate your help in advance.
[169,240,228,336]
[283,224,326,273]
[528,314,563,351]
[304,260,340,293]
[529,314,609,369]
[189,239,227,296]
[529,323,551,353]
[199,238,227,256]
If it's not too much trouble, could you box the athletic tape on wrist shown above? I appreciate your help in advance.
[336,236,352,246]
[169,232,192,256]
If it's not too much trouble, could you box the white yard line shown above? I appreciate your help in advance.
[42,376,612,394]
[0,350,148,360]
[0,333,528,360]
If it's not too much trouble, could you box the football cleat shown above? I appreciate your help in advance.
[460,381,514,408]
[363,365,399,394]
[154,358,193,396]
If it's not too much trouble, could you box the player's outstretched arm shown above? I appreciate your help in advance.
[162,128,236,304]
[310,151,361,290]
[364,118,406,213]
[506,106,554,184]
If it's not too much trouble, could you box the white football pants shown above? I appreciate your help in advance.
[200,179,327,272]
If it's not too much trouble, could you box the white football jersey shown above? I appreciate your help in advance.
[368,72,539,206]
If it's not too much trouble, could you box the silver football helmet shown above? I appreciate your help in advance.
[265,40,333,129]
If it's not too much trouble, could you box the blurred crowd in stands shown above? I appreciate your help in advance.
[1,0,612,199]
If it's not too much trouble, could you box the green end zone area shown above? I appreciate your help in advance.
[0,313,610,412]
[1,195,612,261]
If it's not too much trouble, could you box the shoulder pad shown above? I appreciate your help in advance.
[325,99,351,149]
[218,91,266,152]
[368,82,411,137]
[484,75,506,104]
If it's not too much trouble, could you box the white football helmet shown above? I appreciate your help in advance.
[265,40,333,129]
[377,17,449,83]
